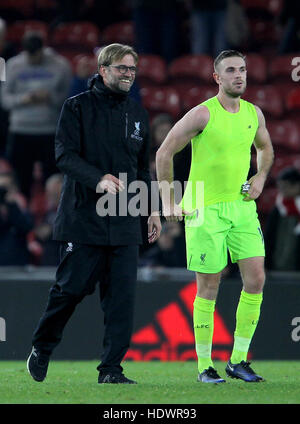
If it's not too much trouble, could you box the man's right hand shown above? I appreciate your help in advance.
[22,90,50,105]
[99,174,125,195]
[22,92,35,105]
[32,89,50,103]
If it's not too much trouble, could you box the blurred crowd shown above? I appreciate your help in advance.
[0,0,299,271]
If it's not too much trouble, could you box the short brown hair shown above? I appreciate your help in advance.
[214,50,246,72]
[97,43,138,70]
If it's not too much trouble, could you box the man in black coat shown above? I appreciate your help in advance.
[27,43,161,384]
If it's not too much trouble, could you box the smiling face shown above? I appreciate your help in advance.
[99,53,136,94]
[213,56,247,98]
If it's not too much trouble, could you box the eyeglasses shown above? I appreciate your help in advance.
[105,65,137,75]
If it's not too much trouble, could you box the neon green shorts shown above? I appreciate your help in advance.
[185,198,265,273]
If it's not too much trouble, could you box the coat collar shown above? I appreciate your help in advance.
[89,74,128,101]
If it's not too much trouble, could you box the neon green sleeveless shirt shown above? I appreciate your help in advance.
[182,96,258,209]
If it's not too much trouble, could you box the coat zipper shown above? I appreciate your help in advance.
[125,112,128,139]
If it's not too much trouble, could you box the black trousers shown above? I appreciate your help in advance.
[32,242,139,374]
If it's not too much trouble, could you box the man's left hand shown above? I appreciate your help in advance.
[243,173,266,201]
[147,212,162,243]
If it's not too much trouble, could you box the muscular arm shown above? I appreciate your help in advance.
[245,106,274,201]
[254,106,274,178]
[156,105,209,211]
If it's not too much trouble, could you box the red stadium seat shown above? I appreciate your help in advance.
[241,0,283,16]
[137,55,168,86]
[6,20,49,45]
[101,21,135,46]
[246,53,267,83]
[169,55,214,88]
[270,154,300,179]
[140,86,181,120]
[51,22,100,51]
[269,55,297,82]
[179,86,218,113]
[248,19,282,44]
[0,0,35,17]
[285,88,300,111]
[268,120,300,153]
[244,85,283,118]
[273,81,298,101]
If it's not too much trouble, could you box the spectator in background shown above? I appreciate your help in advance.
[278,0,300,54]
[0,18,17,156]
[149,113,191,201]
[140,221,186,268]
[1,31,72,199]
[265,167,300,271]
[69,55,95,97]
[131,0,182,63]
[0,171,33,265]
[141,114,174,252]
[29,173,63,266]
[0,158,12,174]
[150,114,174,178]
[140,113,171,255]
[188,0,229,57]
[149,113,190,203]
[151,113,174,154]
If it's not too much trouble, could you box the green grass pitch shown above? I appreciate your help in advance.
[0,360,299,404]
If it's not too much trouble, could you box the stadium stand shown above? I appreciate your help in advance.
[246,53,268,83]
[101,21,135,46]
[244,85,284,119]
[0,0,299,269]
[50,21,100,53]
[285,88,300,111]
[70,53,97,75]
[270,154,300,180]
[272,81,299,105]
[137,54,168,86]
[248,19,282,45]
[140,86,181,120]
[6,20,48,47]
[267,120,300,153]
[269,54,298,81]
[179,86,217,114]
[257,186,278,215]
[241,0,283,16]
[241,0,283,51]
[168,54,214,89]
[0,0,35,19]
